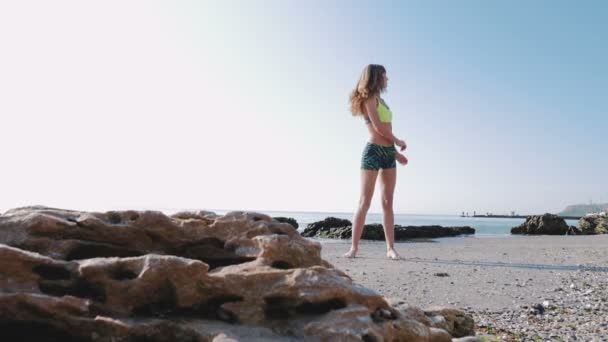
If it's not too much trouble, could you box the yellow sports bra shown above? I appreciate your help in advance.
[377,97,392,123]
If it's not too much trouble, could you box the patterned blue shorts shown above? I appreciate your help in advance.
[361,142,396,170]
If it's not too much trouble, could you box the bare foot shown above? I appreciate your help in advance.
[387,249,401,260]
[343,247,358,258]
[395,152,408,166]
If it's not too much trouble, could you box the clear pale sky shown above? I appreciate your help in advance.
[1,1,606,215]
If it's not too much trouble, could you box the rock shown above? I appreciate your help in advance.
[532,303,545,315]
[424,307,476,337]
[302,217,475,240]
[0,207,321,270]
[567,225,582,235]
[171,209,218,222]
[392,225,475,240]
[0,206,470,341]
[511,214,569,235]
[300,217,352,238]
[452,337,484,342]
[272,217,298,229]
[383,305,473,341]
[428,314,450,332]
[578,214,608,234]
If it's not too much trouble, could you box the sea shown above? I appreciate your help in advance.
[182,209,580,238]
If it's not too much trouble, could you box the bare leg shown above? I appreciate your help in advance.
[379,167,400,260]
[344,169,378,258]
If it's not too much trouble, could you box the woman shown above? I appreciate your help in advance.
[344,64,408,260]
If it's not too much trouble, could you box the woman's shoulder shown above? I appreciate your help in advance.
[369,95,381,105]
[362,95,377,108]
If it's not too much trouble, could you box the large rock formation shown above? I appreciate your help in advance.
[578,213,608,235]
[0,206,474,341]
[510,214,569,235]
[301,217,475,240]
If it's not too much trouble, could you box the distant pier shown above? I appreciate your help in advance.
[465,214,582,220]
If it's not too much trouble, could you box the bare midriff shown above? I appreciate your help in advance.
[363,115,393,146]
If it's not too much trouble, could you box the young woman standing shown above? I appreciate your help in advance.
[344,64,408,260]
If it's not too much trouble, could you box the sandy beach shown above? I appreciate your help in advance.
[321,235,608,310]
[320,235,608,340]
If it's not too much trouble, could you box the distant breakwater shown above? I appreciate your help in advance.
[470,214,582,220]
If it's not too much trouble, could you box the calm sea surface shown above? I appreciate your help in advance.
[194,210,579,237]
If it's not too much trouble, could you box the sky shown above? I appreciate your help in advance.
[1,1,606,215]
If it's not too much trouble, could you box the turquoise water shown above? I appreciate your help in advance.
[208,210,579,237]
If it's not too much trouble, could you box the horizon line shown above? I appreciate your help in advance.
[1,205,579,218]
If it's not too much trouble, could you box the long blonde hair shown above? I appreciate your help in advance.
[349,64,386,116]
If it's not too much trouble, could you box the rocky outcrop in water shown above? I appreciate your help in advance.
[566,225,582,235]
[272,217,298,229]
[0,206,474,341]
[301,217,475,240]
[511,214,569,235]
[578,213,608,235]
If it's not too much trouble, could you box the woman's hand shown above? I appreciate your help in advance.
[395,152,408,166]
[395,139,407,151]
